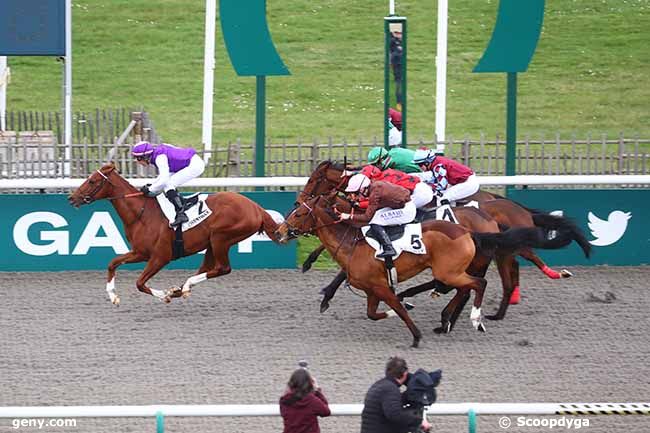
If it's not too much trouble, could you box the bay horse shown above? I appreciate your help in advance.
[68,163,279,305]
[297,161,591,319]
[275,192,577,347]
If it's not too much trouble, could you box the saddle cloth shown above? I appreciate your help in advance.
[362,223,426,260]
[156,193,212,231]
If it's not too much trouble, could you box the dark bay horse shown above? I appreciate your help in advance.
[298,161,591,319]
[276,193,577,347]
[68,163,279,305]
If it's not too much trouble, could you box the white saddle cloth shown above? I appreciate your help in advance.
[361,223,427,260]
[156,193,212,231]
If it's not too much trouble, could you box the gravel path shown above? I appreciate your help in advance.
[1,266,649,433]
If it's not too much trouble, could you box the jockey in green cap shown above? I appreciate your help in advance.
[367,146,421,173]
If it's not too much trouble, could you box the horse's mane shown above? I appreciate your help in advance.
[315,160,345,171]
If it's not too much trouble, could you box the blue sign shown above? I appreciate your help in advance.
[0,192,297,271]
[508,189,650,266]
[0,0,66,56]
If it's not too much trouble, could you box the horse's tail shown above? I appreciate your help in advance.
[472,226,578,257]
[259,210,280,243]
[531,213,592,258]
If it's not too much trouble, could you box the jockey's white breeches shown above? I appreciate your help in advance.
[441,174,480,203]
[369,201,417,226]
[163,155,205,192]
[411,182,435,208]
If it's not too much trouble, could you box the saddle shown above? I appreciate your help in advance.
[155,193,213,260]
[361,223,426,260]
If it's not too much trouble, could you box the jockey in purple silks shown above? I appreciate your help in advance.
[132,141,205,227]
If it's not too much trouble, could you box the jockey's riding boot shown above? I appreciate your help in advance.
[165,189,189,227]
[371,224,396,259]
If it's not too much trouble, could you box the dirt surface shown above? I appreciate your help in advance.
[1,266,649,433]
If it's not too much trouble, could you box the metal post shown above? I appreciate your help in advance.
[435,0,448,151]
[468,408,477,433]
[255,75,266,181]
[0,57,7,131]
[64,0,72,176]
[202,0,216,164]
[401,18,407,147]
[155,411,164,433]
[383,20,390,149]
[506,72,517,192]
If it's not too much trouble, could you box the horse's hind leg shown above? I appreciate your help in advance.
[106,251,146,305]
[520,248,572,279]
[442,273,488,332]
[487,255,517,321]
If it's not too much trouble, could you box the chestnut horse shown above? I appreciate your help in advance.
[68,163,279,305]
[297,161,591,320]
[276,192,577,347]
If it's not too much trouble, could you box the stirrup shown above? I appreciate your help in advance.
[171,214,189,227]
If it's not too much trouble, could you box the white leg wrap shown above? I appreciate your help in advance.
[470,306,482,329]
[386,309,398,318]
[106,278,117,303]
[150,288,167,299]
[183,272,207,293]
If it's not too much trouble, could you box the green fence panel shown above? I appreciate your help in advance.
[508,189,650,266]
[0,192,296,271]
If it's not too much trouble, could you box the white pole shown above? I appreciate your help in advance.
[64,0,72,176]
[0,56,7,131]
[201,0,216,164]
[389,0,395,15]
[435,0,448,151]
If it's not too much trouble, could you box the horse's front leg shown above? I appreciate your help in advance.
[135,258,171,302]
[106,251,147,306]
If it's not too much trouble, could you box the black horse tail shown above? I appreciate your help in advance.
[472,226,578,257]
[531,213,592,258]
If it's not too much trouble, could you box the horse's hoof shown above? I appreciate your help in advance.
[181,289,191,299]
[560,269,573,278]
[477,322,487,333]
[485,314,503,321]
[112,296,120,306]
[320,300,330,314]
[433,322,451,334]
[163,296,172,304]
[411,339,420,348]
[429,290,440,299]
[403,302,415,311]
[302,263,312,273]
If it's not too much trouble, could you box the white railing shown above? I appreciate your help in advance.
[1,403,648,433]
[1,174,650,190]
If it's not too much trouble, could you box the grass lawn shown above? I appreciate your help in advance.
[4,0,649,146]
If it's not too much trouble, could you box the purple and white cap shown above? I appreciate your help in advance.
[132,141,154,158]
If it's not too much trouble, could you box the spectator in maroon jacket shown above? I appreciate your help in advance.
[280,368,331,433]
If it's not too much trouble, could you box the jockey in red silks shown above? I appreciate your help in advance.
[411,149,479,206]
[356,165,434,210]
[339,173,415,259]
[132,141,205,227]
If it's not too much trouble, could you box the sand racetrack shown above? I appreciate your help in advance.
[1,266,649,433]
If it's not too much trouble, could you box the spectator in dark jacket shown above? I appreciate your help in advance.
[360,356,431,433]
[280,368,331,433]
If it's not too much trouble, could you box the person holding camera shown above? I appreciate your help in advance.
[360,356,432,433]
[280,366,331,433]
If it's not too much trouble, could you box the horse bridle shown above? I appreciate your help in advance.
[81,167,143,203]
[81,168,115,204]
